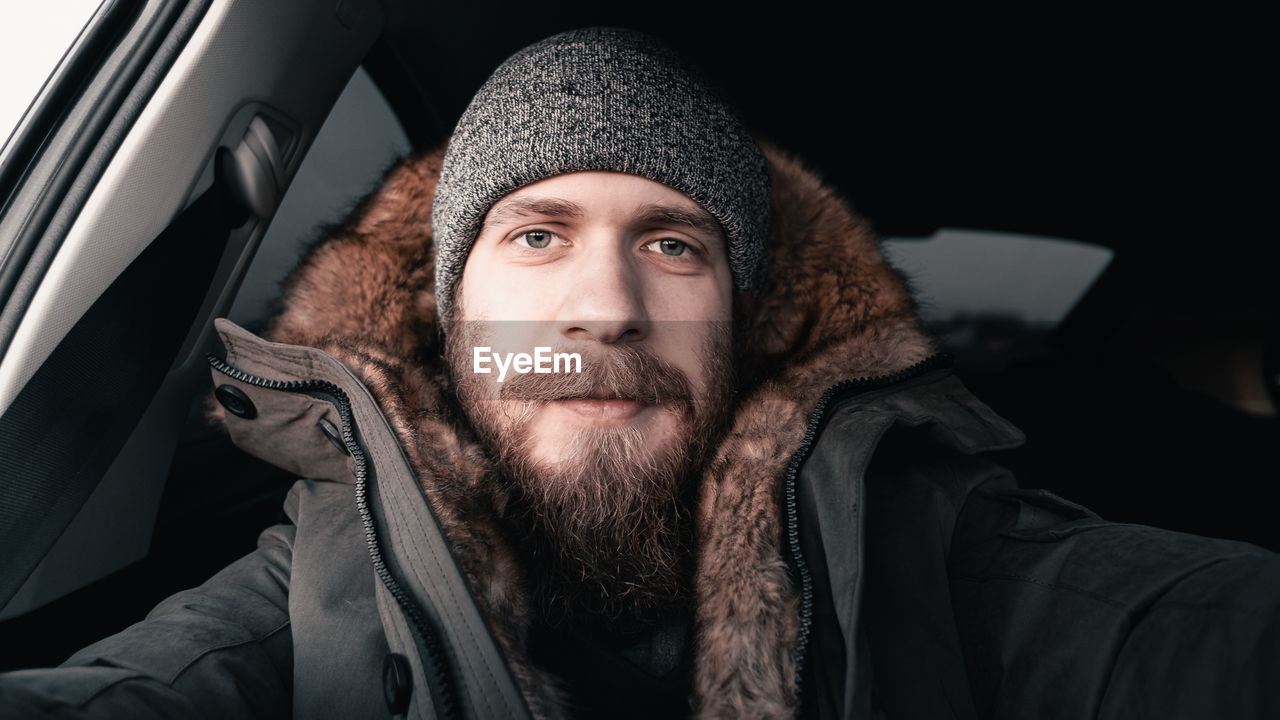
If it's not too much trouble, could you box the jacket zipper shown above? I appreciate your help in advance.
[211,348,949,717]
[208,355,460,720]
[783,352,952,711]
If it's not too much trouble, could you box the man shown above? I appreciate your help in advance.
[1,26,1277,720]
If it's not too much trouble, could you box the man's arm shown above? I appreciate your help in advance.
[0,521,294,719]
[951,483,1280,719]
[1095,548,1280,720]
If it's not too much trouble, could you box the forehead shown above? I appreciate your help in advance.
[482,171,723,238]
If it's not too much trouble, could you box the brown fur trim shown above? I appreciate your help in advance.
[690,143,932,717]
[265,150,443,358]
[254,141,932,718]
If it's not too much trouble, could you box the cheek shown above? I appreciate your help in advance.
[644,271,733,324]
[456,242,517,320]
[456,271,559,355]
[457,249,568,324]
[680,321,736,412]
[654,328,717,398]
[455,265,495,322]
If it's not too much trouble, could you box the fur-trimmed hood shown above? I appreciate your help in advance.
[250,141,934,718]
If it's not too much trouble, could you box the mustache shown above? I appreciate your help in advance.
[497,343,694,409]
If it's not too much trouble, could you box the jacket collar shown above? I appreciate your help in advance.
[218,141,938,716]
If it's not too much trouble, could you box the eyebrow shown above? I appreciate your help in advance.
[633,203,724,240]
[483,197,584,229]
[481,195,724,241]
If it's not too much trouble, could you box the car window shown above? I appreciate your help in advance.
[0,2,106,153]
[883,230,1113,372]
[0,0,385,628]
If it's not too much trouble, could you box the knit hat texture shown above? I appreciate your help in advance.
[432,26,770,324]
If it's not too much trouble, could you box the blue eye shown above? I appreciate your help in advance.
[657,238,687,256]
[519,231,554,249]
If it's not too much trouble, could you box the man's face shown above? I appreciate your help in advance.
[445,171,736,623]
[452,170,734,464]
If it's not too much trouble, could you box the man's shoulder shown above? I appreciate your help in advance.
[803,367,1026,515]
[799,367,1028,555]
[819,367,1025,457]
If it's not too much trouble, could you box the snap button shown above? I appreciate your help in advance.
[214,384,256,419]
[382,653,412,715]
[317,416,349,455]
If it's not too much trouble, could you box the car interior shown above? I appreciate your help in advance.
[1,1,1274,672]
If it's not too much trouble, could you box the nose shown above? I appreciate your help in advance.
[559,240,648,344]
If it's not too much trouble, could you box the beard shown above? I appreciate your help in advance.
[445,319,736,632]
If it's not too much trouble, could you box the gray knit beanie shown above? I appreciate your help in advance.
[432,26,770,325]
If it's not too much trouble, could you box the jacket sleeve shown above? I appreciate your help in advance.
[1094,546,1280,720]
[951,481,1280,720]
[0,520,295,719]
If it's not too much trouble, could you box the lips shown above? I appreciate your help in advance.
[550,397,648,423]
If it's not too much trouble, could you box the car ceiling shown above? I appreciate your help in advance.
[367,4,1271,331]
